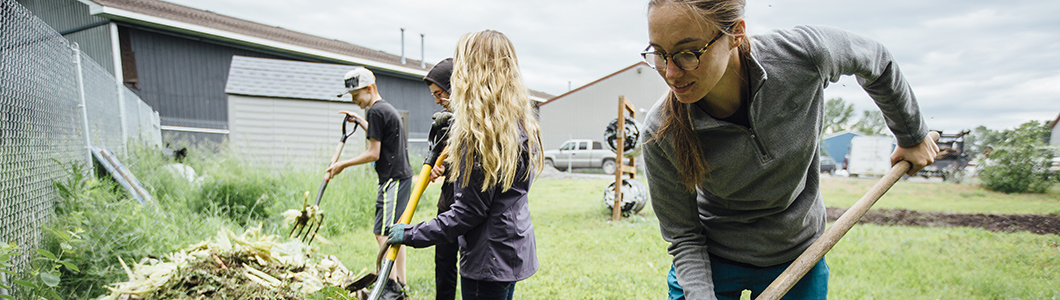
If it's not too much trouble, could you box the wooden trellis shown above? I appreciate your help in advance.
[612,96,636,221]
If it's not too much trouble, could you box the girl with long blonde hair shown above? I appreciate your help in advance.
[385,29,541,300]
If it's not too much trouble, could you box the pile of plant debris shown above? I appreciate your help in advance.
[98,224,368,300]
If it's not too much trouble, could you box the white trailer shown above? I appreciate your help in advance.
[846,136,894,177]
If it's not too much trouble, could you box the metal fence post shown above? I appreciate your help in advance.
[72,42,94,177]
[1,271,7,298]
[109,23,128,152]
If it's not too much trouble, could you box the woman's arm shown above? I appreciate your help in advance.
[403,163,493,248]
[643,132,718,300]
[804,25,937,173]
[806,25,929,148]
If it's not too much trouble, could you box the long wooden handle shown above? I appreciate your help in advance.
[756,132,939,300]
[313,140,348,206]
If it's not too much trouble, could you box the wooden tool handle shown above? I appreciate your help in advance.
[756,131,939,300]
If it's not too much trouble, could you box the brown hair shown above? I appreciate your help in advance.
[647,0,749,189]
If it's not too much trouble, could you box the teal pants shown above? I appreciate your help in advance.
[668,255,828,300]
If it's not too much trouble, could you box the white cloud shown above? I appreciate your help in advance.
[922,9,1006,29]
[163,0,1060,130]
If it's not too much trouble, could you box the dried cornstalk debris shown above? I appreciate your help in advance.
[99,224,364,300]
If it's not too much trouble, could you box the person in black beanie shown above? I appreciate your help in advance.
[423,57,458,300]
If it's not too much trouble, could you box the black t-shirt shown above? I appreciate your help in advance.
[366,99,413,183]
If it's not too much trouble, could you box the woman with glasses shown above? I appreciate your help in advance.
[640,1,939,299]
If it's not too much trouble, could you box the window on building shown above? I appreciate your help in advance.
[118,26,138,89]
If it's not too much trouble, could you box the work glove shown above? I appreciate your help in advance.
[428,112,453,150]
[385,223,407,245]
[426,111,454,165]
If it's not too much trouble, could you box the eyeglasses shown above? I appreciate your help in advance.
[430,90,448,100]
[642,30,727,71]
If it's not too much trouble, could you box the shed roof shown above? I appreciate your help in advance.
[77,0,556,100]
[225,55,354,101]
[79,0,430,77]
[822,130,865,140]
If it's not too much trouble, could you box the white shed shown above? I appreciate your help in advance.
[536,62,670,150]
[224,55,370,170]
[1051,112,1060,147]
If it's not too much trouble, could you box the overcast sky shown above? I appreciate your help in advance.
[165,0,1059,132]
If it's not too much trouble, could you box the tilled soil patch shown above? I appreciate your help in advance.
[826,207,1060,235]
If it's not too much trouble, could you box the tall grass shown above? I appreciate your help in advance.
[37,140,398,299]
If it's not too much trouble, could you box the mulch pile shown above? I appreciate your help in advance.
[827,207,1060,235]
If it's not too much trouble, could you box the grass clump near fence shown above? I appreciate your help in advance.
[27,141,396,299]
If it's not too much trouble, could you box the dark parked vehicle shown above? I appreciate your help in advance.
[820,156,837,174]
[916,130,971,183]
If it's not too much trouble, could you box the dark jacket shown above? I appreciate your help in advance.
[437,163,455,211]
[404,132,538,282]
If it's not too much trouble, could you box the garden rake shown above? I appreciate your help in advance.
[289,115,358,245]
[755,131,939,300]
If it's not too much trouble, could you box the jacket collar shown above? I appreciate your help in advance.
[687,46,768,132]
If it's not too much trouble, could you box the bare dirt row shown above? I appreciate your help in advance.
[826,207,1060,235]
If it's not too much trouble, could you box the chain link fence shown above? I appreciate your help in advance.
[1,0,161,290]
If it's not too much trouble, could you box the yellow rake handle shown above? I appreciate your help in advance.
[383,150,448,261]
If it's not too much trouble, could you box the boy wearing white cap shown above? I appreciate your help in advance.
[327,67,414,294]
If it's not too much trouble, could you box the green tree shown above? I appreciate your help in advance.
[978,120,1055,193]
[965,125,1003,157]
[823,97,855,135]
[853,110,888,136]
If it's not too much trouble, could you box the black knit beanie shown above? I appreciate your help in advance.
[424,58,453,94]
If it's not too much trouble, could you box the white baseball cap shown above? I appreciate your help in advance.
[337,67,376,97]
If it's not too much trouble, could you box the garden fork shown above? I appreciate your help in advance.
[290,115,358,245]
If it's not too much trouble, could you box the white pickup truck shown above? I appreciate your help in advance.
[543,139,619,174]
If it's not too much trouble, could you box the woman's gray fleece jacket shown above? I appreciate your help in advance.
[642,25,929,300]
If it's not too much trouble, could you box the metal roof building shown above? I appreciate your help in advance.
[17,0,551,154]
[223,55,414,168]
[536,62,669,151]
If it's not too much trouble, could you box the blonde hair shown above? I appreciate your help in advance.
[647,0,749,189]
[445,30,544,192]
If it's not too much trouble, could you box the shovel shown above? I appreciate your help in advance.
[289,116,358,245]
[755,131,939,300]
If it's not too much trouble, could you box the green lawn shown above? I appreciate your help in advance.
[321,177,1060,299]
[821,176,1060,214]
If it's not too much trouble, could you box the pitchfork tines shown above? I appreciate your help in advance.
[288,191,324,245]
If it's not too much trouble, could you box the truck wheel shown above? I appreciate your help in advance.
[602,159,617,175]
[545,158,563,171]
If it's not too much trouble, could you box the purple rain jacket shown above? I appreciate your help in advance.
[403,131,538,282]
